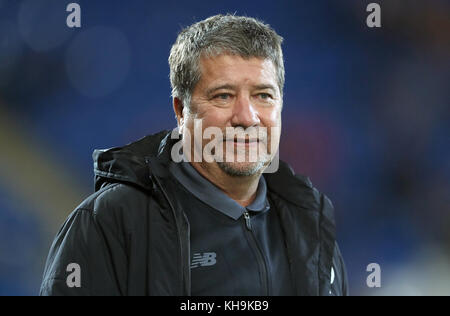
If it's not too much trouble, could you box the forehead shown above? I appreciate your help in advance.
[197,54,277,87]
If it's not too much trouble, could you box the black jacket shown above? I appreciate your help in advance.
[39,130,349,296]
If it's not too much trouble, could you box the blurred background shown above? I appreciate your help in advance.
[0,0,449,295]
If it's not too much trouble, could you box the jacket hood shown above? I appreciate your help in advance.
[93,129,322,211]
[93,130,171,192]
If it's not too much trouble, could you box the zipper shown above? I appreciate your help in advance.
[266,194,299,295]
[150,173,191,296]
[242,211,270,295]
[243,211,252,230]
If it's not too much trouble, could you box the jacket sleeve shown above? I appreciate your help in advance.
[332,242,349,296]
[39,207,126,296]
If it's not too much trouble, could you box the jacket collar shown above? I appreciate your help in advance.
[93,129,322,213]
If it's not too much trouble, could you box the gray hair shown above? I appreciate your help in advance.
[169,14,285,108]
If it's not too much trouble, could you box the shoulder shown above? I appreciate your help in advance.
[72,183,151,230]
[77,183,148,212]
[266,161,334,215]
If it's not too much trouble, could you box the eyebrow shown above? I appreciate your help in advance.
[206,83,277,96]
[206,84,236,96]
[252,84,277,93]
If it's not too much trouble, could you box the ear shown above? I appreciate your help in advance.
[173,97,184,130]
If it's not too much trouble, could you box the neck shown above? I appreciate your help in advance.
[190,162,261,207]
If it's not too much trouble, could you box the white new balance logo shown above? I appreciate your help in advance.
[191,252,217,269]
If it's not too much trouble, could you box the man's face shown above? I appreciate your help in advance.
[179,54,282,176]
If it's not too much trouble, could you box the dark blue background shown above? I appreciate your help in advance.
[0,0,449,295]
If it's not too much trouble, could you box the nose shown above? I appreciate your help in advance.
[230,95,260,128]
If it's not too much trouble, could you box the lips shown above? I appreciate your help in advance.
[226,137,258,143]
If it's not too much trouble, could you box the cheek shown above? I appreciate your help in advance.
[183,108,232,147]
[262,109,281,148]
[200,109,231,130]
[261,107,281,127]
[183,105,222,130]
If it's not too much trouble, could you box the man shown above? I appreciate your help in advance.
[40,14,348,296]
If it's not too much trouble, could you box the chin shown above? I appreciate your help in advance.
[216,161,266,177]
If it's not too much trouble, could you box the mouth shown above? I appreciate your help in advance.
[225,137,260,145]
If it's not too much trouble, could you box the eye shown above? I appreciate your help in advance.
[214,93,232,100]
[258,93,272,100]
